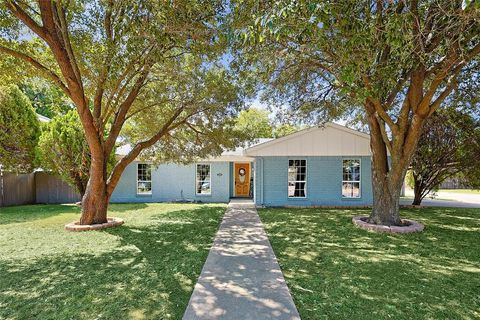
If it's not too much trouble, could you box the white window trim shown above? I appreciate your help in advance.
[342,158,361,199]
[195,163,212,196]
[136,163,152,196]
[288,159,307,199]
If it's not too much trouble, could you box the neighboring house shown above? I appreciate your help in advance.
[110,122,373,207]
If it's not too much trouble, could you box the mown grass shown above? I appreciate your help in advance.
[258,207,480,320]
[0,203,225,320]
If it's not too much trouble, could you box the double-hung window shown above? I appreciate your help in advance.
[196,164,211,195]
[288,159,307,198]
[342,159,361,198]
[137,163,152,195]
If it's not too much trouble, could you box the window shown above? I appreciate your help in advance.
[137,163,152,195]
[196,164,211,195]
[288,159,307,198]
[342,159,361,198]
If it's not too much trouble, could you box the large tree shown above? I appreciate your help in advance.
[120,59,243,165]
[408,108,480,205]
[38,109,116,197]
[0,84,40,172]
[230,0,480,225]
[0,1,240,224]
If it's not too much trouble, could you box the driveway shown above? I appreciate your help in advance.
[402,189,480,208]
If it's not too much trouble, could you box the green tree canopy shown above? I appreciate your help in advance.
[273,123,301,138]
[0,1,242,225]
[0,84,40,172]
[121,58,244,164]
[229,0,480,225]
[20,78,72,118]
[38,110,116,197]
[235,107,273,140]
[408,108,480,205]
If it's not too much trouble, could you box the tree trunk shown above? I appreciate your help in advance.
[412,179,423,205]
[369,161,404,226]
[370,188,401,225]
[71,173,87,198]
[80,156,109,225]
[412,191,422,206]
[81,186,108,224]
[365,101,423,226]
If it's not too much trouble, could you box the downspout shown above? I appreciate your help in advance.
[261,157,264,206]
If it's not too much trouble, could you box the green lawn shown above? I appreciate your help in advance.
[258,207,480,320]
[0,203,225,320]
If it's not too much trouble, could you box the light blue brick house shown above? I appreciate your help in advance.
[110,122,373,207]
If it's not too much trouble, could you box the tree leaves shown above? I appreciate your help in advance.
[121,55,244,165]
[235,108,273,140]
[0,85,40,173]
[37,110,116,196]
[409,107,480,202]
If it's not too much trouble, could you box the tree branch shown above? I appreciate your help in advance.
[428,79,457,116]
[35,1,101,156]
[366,96,398,134]
[101,46,155,123]
[5,1,48,40]
[104,65,153,155]
[0,45,70,95]
[376,117,393,155]
[52,2,83,91]
[124,98,176,121]
[93,0,115,121]
[106,106,186,196]
[385,70,410,108]
[427,42,480,115]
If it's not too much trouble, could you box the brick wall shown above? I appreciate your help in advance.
[255,156,373,207]
[110,161,231,203]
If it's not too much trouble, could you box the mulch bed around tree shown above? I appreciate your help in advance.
[64,217,124,232]
[352,216,424,233]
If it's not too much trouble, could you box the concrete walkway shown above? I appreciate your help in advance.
[183,200,300,320]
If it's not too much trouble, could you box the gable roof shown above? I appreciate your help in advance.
[115,123,371,161]
[245,122,371,157]
[115,138,272,161]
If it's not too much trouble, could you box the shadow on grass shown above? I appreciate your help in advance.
[105,202,149,212]
[0,204,81,225]
[0,203,151,226]
[0,205,225,320]
[258,207,480,320]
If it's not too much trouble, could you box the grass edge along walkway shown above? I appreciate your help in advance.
[258,207,480,320]
[183,200,300,320]
[0,203,225,320]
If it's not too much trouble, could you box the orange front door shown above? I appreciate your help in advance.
[234,163,251,197]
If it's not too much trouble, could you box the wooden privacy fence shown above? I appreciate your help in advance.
[0,171,80,207]
[0,172,35,207]
[440,177,468,189]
